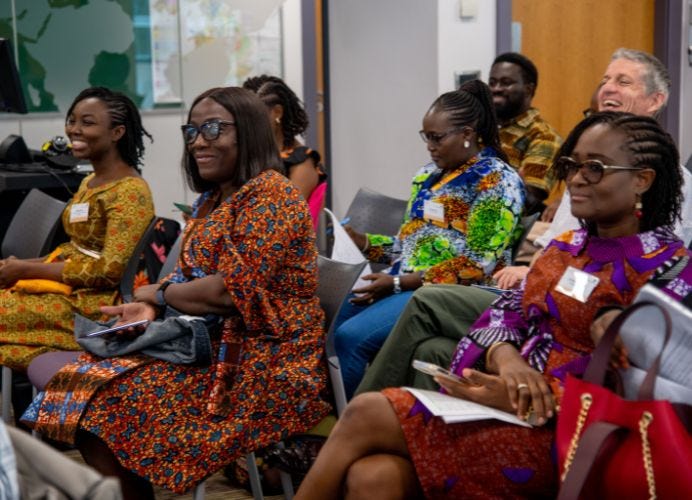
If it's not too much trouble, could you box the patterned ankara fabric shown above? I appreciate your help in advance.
[364,147,525,284]
[384,226,689,498]
[24,170,330,494]
[499,108,562,195]
[0,175,154,370]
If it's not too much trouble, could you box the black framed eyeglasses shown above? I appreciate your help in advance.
[419,127,464,145]
[555,156,644,184]
[181,120,235,144]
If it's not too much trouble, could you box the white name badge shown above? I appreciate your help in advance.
[69,202,89,223]
[423,199,445,223]
[554,266,600,303]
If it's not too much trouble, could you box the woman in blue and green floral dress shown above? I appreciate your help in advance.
[336,80,525,399]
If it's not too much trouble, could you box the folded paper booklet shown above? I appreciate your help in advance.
[403,387,532,428]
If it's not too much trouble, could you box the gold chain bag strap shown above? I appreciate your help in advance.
[556,301,692,500]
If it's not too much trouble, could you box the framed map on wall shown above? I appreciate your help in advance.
[0,0,284,113]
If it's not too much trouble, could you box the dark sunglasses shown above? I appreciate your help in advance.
[181,120,235,144]
[555,156,644,184]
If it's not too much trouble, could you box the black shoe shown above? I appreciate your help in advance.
[264,434,326,476]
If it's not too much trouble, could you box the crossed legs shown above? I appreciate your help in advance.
[295,392,420,499]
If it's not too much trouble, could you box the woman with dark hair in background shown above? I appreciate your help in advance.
[23,87,330,499]
[333,80,525,399]
[0,87,154,372]
[295,111,688,499]
[243,75,327,229]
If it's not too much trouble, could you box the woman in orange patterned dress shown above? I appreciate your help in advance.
[0,87,154,372]
[23,87,330,499]
[295,112,688,499]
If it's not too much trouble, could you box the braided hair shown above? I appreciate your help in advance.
[430,79,508,163]
[556,111,682,232]
[66,87,152,170]
[242,75,309,150]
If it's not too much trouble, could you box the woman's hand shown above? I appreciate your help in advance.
[343,225,367,251]
[590,309,629,369]
[435,370,514,414]
[497,358,555,425]
[492,265,529,290]
[0,257,27,288]
[100,302,157,336]
[350,273,394,305]
[132,283,159,305]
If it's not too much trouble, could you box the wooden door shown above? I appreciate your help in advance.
[512,0,655,138]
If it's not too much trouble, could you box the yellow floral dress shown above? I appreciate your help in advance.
[0,174,154,370]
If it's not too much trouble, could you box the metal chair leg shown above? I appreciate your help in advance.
[277,442,295,499]
[246,451,264,500]
[2,366,12,423]
[192,481,205,500]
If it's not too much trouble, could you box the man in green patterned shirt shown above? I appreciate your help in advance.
[489,52,562,214]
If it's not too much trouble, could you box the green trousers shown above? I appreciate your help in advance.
[355,284,497,394]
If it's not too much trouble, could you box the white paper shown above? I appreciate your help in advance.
[324,208,372,291]
[403,387,532,428]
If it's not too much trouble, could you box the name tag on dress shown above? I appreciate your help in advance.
[554,266,600,303]
[69,202,89,223]
[423,199,445,223]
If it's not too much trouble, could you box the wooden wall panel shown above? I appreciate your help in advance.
[512,0,654,138]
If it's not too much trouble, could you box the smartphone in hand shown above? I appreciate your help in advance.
[86,319,150,337]
[412,360,468,383]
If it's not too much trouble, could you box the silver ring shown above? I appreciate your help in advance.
[516,383,529,391]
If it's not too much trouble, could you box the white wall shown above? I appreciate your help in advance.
[327,0,439,216]
[326,0,498,216]
[679,0,692,166]
[437,0,496,95]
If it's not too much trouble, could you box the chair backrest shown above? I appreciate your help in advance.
[317,255,367,417]
[120,217,181,302]
[511,212,541,264]
[317,255,367,354]
[1,189,67,259]
[344,187,408,236]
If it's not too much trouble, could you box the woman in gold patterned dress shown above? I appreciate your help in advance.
[0,87,155,371]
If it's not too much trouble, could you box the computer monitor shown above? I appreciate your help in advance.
[0,38,28,114]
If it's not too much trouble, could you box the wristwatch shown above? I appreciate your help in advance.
[155,281,173,307]
[392,275,402,294]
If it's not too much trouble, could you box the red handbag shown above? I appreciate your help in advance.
[556,301,692,499]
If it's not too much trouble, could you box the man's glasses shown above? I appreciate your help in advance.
[419,128,463,146]
[555,156,644,184]
[181,120,235,144]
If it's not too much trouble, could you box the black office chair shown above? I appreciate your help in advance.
[1,188,66,259]
[1,189,67,422]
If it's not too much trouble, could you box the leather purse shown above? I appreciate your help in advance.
[556,301,692,499]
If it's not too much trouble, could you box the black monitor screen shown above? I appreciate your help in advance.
[0,38,28,114]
